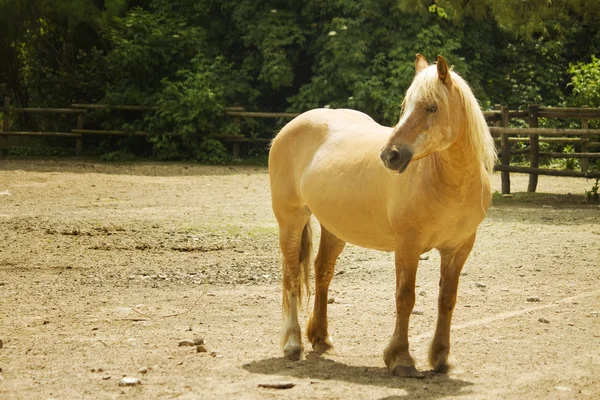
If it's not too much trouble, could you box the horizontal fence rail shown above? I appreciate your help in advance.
[2,98,599,191]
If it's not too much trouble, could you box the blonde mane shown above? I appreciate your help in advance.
[404,66,497,172]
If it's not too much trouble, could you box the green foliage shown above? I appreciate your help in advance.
[145,55,234,160]
[568,56,600,107]
[2,0,600,161]
[585,178,600,203]
[100,150,137,162]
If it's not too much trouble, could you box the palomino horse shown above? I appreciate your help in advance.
[268,54,496,377]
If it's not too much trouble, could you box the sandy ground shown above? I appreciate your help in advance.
[0,159,599,400]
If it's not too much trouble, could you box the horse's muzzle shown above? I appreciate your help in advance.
[380,146,414,173]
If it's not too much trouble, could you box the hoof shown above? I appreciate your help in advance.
[283,343,303,361]
[311,340,333,355]
[391,365,425,378]
[434,363,451,374]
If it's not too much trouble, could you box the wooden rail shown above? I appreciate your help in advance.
[3,99,599,183]
[492,104,600,194]
[1,97,86,158]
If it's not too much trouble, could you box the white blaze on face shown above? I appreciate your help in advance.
[398,101,416,127]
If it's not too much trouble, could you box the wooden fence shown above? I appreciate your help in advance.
[486,105,600,194]
[1,97,86,158]
[2,97,599,194]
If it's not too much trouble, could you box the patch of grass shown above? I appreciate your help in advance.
[492,191,588,206]
[228,154,269,167]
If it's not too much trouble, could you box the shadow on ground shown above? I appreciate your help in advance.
[244,353,473,399]
[0,158,268,176]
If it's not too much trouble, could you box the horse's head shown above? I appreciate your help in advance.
[381,54,461,173]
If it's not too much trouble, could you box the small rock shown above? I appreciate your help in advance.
[527,296,541,302]
[196,345,208,353]
[589,311,599,317]
[538,317,550,324]
[178,339,195,347]
[554,386,571,392]
[327,297,335,304]
[475,282,487,288]
[97,368,104,373]
[193,337,204,346]
[43,320,50,325]
[419,255,429,261]
[0,339,3,349]
[118,377,141,387]
[418,291,426,297]
[258,382,295,389]
[411,309,424,315]
[138,367,148,374]
[334,270,345,276]
[102,376,111,380]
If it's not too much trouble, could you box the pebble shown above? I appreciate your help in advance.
[411,309,424,315]
[527,296,541,302]
[538,318,550,324]
[138,367,148,374]
[0,339,3,349]
[327,297,335,304]
[418,291,426,297]
[178,339,195,347]
[589,311,599,317]
[193,338,204,346]
[196,345,208,353]
[419,255,429,261]
[118,377,141,387]
[102,376,111,380]
[554,386,571,392]
[258,382,295,389]
[475,282,487,288]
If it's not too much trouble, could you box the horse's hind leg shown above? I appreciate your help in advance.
[307,225,346,353]
[429,233,476,373]
[276,207,312,361]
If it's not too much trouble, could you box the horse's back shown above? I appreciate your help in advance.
[269,108,388,193]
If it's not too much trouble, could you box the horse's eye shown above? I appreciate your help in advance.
[426,105,438,113]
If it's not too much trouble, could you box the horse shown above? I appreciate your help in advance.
[268,54,496,378]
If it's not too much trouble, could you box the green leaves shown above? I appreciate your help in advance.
[568,55,600,107]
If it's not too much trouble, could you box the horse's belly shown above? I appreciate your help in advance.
[307,201,396,251]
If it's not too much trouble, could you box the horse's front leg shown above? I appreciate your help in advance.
[384,245,422,378]
[429,233,476,373]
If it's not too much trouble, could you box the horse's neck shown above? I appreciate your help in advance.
[425,129,484,195]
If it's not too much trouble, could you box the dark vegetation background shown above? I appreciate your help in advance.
[1,0,599,162]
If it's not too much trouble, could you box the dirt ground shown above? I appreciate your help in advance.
[0,159,599,400]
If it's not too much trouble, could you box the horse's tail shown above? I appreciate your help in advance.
[298,221,313,307]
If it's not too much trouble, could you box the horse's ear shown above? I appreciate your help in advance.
[415,54,428,72]
[437,55,450,83]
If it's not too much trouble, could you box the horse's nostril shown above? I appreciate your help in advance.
[381,148,400,165]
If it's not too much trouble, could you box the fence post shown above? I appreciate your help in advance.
[581,118,589,173]
[233,106,241,158]
[75,112,84,157]
[1,97,10,159]
[500,105,510,194]
[527,104,540,192]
